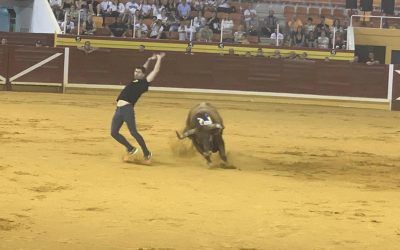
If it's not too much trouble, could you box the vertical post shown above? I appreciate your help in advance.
[189,19,194,42]
[63,47,70,94]
[380,16,383,28]
[133,15,136,38]
[77,10,81,35]
[220,20,224,43]
[275,23,279,46]
[332,27,336,50]
[63,11,67,34]
[388,64,394,104]
[350,15,353,27]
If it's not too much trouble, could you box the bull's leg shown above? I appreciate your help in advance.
[216,135,228,163]
[216,136,235,169]
[191,139,213,166]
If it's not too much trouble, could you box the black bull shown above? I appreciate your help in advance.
[176,102,232,167]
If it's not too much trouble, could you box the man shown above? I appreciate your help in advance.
[177,0,191,20]
[261,10,277,37]
[111,52,166,164]
[108,18,128,37]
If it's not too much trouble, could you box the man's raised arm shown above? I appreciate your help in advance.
[146,52,166,83]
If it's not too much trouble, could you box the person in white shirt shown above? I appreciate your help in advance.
[270,29,284,45]
[126,0,140,14]
[60,18,75,33]
[178,21,189,40]
[244,4,256,31]
[149,19,165,39]
[117,1,125,16]
[97,0,118,16]
[221,14,233,41]
[134,18,149,37]
[141,0,153,18]
[193,11,206,31]
[317,31,329,49]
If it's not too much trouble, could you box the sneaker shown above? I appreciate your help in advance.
[143,152,152,164]
[128,147,139,155]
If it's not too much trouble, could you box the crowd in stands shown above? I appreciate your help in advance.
[48,0,399,51]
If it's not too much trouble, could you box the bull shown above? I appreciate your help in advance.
[176,102,233,168]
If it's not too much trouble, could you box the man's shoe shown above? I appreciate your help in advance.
[143,152,152,165]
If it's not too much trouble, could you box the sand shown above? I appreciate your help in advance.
[0,90,400,249]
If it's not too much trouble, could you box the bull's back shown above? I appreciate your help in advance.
[186,102,223,128]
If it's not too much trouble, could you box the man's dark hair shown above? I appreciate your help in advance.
[135,66,146,73]
[308,17,313,22]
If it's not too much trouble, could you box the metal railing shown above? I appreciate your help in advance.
[350,14,400,28]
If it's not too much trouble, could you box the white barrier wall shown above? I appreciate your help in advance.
[30,0,61,34]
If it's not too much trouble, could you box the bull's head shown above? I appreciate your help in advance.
[176,123,224,158]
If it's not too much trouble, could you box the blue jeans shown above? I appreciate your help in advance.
[111,105,150,157]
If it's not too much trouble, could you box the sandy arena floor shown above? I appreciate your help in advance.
[0,90,400,249]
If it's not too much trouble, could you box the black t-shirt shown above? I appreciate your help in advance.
[117,79,149,106]
[109,23,128,37]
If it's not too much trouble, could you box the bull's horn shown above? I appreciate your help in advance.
[176,129,196,140]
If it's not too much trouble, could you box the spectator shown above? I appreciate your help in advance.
[261,10,277,37]
[207,11,220,33]
[97,0,118,17]
[158,8,169,27]
[35,40,42,47]
[366,52,380,65]
[271,49,281,59]
[288,15,302,46]
[350,55,359,63]
[49,0,63,17]
[177,0,191,20]
[185,45,194,55]
[108,17,128,37]
[116,0,126,17]
[315,15,329,37]
[192,0,205,12]
[81,15,96,35]
[255,48,265,57]
[197,24,213,42]
[149,19,165,38]
[244,3,257,31]
[305,30,317,48]
[166,11,180,31]
[244,51,252,57]
[331,19,343,34]
[246,11,259,36]
[317,31,329,49]
[138,44,146,52]
[299,52,309,60]
[134,18,149,37]
[333,31,344,49]
[217,0,235,13]
[304,17,315,36]
[165,0,178,13]
[221,13,234,42]
[141,0,153,18]
[286,51,297,60]
[78,41,98,54]
[62,0,74,10]
[228,48,236,56]
[125,0,140,16]
[233,25,246,43]
[60,17,75,33]
[293,26,305,47]
[178,21,189,40]
[193,11,206,31]
[205,0,217,12]
[1,38,7,45]
[270,28,284,46]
